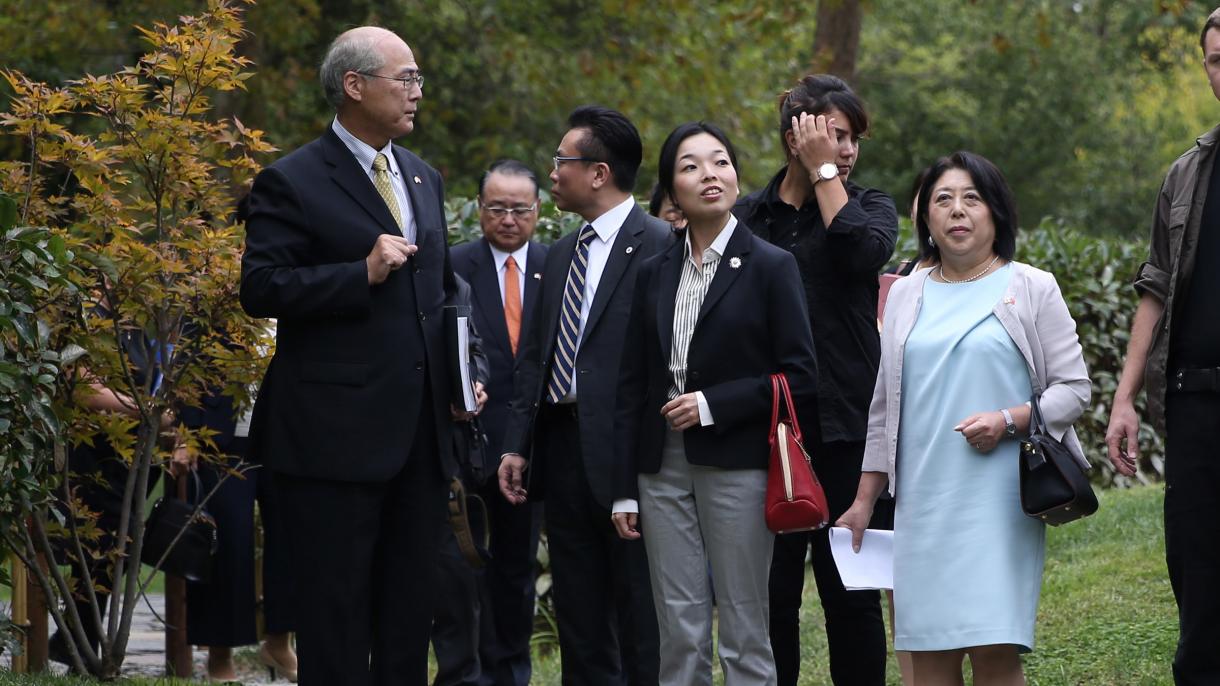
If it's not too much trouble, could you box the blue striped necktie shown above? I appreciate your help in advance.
[546,224,598,403]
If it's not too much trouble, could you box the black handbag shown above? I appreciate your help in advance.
[1018,392,1099,525]
[141,471,219,582]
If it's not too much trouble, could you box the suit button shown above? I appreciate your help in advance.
[691,371,700,380]
[418,312,426,321]
[415,361,424,370]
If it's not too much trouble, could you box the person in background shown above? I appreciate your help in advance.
[613,121,817,686]
[733,73,898,686]
[1105,9,1220,683]
[174,381,297,682]
[649,182,687,230]
[838,151,1090,685]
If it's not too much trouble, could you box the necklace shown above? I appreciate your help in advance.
[937,254,1001,284]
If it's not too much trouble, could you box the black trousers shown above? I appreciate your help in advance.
[431,475,542,686]
[1164,390,1220,686]
[185,442,295,646]
[539,405,659,686]
[769,439,890,686]
[276,412,447,686]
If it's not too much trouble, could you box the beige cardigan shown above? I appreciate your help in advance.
[862,262,1092,496]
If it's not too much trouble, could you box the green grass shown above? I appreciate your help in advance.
[1,486,1176,685]
[528,485,1177,686]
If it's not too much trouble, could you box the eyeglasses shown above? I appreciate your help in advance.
[480,204,537,219]
[356,71,425,89]
[552,155,602,170]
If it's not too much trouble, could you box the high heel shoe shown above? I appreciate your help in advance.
[259,642,298,683]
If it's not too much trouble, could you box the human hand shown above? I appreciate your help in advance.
[790,112,840,180]
[611,511,641,540]
[1104,399,1140,476]
[168,443,196,479]
[366,234,419,285]
[954,411,1006,453]
[474,382,487,413]
[660,393,701,431]
[497,454,528,505]
[835,501,874,553]
[450,383,487,421]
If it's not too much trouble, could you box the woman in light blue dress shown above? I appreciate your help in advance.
[838,152,1091,685]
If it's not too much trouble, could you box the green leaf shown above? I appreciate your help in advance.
[0,193,17,232]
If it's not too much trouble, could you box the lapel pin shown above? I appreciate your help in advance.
[413,175,422,184]
[625,246,634,254]
[533,272,542,280]
[1003,296,1016,305]
[729,257,742,269]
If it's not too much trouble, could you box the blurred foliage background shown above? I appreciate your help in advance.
[2,0,1217,235]
[5,0,1212,481]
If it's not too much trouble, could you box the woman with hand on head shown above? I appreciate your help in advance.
[612,122,817,686]
[837,151,1090,685]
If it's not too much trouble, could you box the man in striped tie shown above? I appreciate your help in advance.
[498,106,672,686]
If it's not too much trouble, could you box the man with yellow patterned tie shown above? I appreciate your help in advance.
[240,26,459,686]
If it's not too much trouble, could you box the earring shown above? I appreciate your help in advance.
[927,236,936,248]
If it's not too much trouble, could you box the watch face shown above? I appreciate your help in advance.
[818,162,838,181]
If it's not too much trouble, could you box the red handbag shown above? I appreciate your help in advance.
[765,373,830,534]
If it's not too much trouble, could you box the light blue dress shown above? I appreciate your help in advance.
[893,264,1044,652]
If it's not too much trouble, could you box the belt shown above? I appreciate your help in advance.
[1170,367,1220,393]
[542,401,579,422]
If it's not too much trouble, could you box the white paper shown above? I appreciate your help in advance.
[457,317,477,412]
[828,527,894,591]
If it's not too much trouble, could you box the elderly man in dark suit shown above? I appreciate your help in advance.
[240,26,456,686]
[433,160,548,686]
[498,106,669,686]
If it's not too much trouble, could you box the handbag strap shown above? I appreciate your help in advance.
[771,372,804,442]
[1028,391,1049,437]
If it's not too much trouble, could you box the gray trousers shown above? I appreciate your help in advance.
[638,430,777,686]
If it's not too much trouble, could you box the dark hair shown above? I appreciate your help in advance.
[657,122,739,214]
[648,182,668,217]
[1202,7,1220,53]
[567,105,643,193]
[778,74,869,161]
[916,151,1018,262]
[907,166,936,262]
[478,159,539,198]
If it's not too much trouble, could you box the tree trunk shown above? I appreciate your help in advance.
[810,0,863,84]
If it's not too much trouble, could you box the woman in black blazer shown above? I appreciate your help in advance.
[612,122,818,686]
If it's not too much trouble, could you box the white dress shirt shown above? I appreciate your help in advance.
[331,117,417,243]
[488,243,530,306]
[556,195,634,402]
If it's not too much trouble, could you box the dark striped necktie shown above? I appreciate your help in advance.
[546,224,598,403]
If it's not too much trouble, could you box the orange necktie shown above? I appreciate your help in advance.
[504,256,522,356]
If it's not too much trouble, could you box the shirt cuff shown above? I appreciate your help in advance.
[696,391,715,426]
[612,498,639,514]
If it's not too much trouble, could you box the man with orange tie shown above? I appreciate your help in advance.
[440,160,549,686]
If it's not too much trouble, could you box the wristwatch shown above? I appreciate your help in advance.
[1000,408,1017,437]
[814,162,838,184]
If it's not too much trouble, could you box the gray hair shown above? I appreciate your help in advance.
[319,30,385,110]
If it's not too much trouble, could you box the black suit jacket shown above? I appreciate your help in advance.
[240,127,457,483]
[501,204,672,508]
[613,224,819,501]
[450,238,549,459]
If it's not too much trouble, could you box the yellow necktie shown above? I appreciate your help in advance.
[371,153,404,229]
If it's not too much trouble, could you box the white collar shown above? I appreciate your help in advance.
[331,117,401,178]
[585,196,636,243]
[684,214,737,265]
[488,242,530,272]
